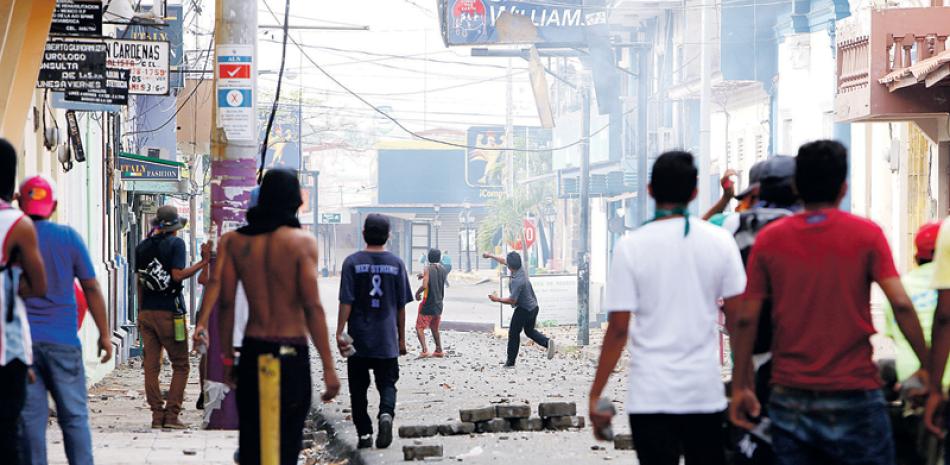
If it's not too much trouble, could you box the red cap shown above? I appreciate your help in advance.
[915,221,942,261]
[18,176,56,218]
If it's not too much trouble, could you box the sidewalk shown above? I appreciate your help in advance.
[45,355,238,465]
[315,327,637,465]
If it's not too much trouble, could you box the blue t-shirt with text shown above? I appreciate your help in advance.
[339,251,413,359]
[24,221,96,347]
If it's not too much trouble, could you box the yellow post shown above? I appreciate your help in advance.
[0,0,55,149]
[258,354,281,465]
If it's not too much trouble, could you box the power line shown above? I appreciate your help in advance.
[258,0,292,182]
[261,0,627,153]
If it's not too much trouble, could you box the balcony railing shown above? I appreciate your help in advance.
[834,7,950,124]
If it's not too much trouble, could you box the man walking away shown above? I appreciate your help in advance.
[588,151,746,465]
[484,251,555,367]
[17,176,113,465]
[337,214,413,449]
[883,222,941,465]
[415,248,447,358]
[0,139,47,465]
[135,205,208,429]
[217,169,340,465]
[731,140,928,465]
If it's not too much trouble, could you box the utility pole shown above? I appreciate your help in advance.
[636,39,650,224]
[505,58,515,194]
[206,0,258,430]
[698,0,715,211]
[577,86,591,346]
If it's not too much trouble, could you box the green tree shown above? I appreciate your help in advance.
[477,182,552,251]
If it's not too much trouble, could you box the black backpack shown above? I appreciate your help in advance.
[135,235,182,297]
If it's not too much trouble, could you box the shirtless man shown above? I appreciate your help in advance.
[217,169,340,465]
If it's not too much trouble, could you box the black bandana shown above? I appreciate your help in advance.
[237,169,303,236]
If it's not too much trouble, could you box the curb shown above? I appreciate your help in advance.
[439,321,496,333]
[308,408,366,465]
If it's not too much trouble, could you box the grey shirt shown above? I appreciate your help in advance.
[508,268,539,310]
[420,263,446,316]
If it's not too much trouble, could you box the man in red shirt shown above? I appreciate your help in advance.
[729,140,929,465]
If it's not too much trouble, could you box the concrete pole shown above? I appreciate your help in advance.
[205,0,258,430]
[577,86,591,346]
[506,58,515,194]
[698,0,715,211]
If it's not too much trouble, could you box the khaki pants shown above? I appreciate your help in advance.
[139,310,189,420]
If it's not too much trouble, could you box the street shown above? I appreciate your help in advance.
[7,0,944,463]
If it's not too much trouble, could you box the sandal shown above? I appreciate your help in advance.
[418,352,431,358]
[432,351,445,358]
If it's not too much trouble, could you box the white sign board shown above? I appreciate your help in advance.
[215,44,255,141]
[499,274,582,326]
[104,39,169,95]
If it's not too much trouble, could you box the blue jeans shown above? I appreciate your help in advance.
[769,386,894,465]
[20,343,94,465]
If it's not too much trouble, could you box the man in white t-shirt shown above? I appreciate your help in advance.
[589,151,747,465]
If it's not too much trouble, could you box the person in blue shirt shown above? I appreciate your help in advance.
[17,176,112,465]
[337,214,413,450]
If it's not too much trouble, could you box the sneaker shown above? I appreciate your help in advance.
[357,434,373,449]
[376,413,393,449]
[547,339,556,360]
[163,417,189,430]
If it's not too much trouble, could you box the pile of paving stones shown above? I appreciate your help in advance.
[400,402,586,461]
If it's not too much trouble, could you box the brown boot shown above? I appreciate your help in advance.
[163,415,189,430]
[151,412,164,429]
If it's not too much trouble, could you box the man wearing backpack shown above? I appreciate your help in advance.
[721,155,799,465]
[135,205,208,429]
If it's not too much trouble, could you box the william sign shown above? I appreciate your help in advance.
[438,0,606,46]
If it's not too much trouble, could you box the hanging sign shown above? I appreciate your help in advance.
[36,41,108,91]
[65,68,129,105]
[64,110,86,162]
[50,0,102,37]
[216,44,256,141]
[117,152,182,180]
[104,39,169,95]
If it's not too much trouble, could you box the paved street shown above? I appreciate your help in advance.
[315,327,633,464]
[46,357,238,465]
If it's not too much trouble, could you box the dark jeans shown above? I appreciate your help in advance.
[506,306,549,365]
[347,356,399,437]
[0,360,28,465]
[628,411,727,465]
[769,386,894,465]
[237,337,311,465]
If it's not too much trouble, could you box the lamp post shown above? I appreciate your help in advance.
[542,199,556,269]
[459,202,473,272]
[433,204,441,249]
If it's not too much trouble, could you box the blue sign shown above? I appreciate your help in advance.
[378,149,488,204]
[258,106,301,170]
[218,89,252,108]
[126,4,183,88]
[438,0,607,46]
[466,126,552,186]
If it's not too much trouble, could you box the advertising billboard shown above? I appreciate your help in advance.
[438,0,607,46]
